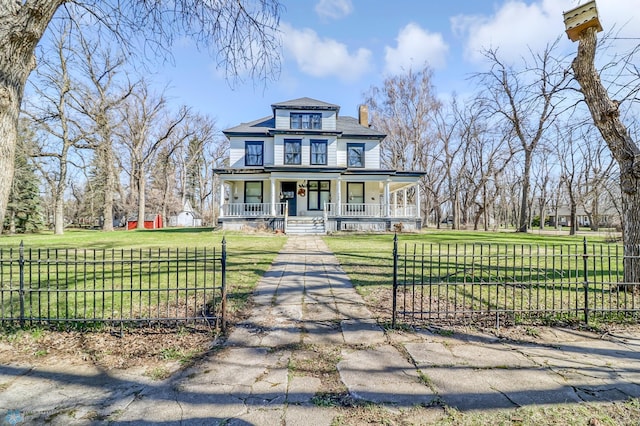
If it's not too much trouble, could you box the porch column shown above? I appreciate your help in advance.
[403,188,408,216]
[393,192,398,218]
[384,180,390,217]
[337,177,342,215]
[270,178,276,216]
[415,184,421,219]
[219,178,225,218]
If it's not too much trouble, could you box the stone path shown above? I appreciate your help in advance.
[2,235,640,425]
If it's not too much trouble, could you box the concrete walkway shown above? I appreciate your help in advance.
[2,235,640,425]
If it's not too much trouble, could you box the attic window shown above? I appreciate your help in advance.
[291,113,321,130]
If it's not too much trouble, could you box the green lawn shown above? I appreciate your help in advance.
[0,228,286,325]
[324,230,632,326]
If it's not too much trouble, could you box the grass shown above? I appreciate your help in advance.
[323,230,634,326]
[0,228,286,325]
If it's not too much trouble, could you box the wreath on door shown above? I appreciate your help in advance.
[297,187,306,197]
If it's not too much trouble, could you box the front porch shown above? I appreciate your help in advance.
[218,201,420,234]
[215,169,424,234]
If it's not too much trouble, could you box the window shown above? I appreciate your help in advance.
[347,143,365,168]
[291,113,321,130]
[307,180,330,210]
[245,141,263,166]
[347,182,364,212]
[284,139,302,165]
[310,139,328,165]
[244,181,263,212]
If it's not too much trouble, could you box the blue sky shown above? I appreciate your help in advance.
[156,0,639,131]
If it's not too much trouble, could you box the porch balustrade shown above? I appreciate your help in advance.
[220,202,418,218]
[221,202,287,217]
[324,203,419,218]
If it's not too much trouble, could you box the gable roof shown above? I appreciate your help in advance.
[271,97,339,111]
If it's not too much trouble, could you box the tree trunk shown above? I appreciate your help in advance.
[54,189,64,234]
[569,200,577,236]
[101,142,115,231]
[572,26,640,284]
[517,152,532,232]
[137,164,146,229]
[0,1,63,224]
[0,102,18,225]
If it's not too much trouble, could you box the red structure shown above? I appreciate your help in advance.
[126,214,163,230]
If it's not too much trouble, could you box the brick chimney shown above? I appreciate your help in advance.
[358,104,369,127]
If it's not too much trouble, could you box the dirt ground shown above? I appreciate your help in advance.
[0,325,216,377]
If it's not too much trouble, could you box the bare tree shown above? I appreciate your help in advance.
[456,100,515,230]
[531,144,555,231]
[24,23,85,234]
[556,129,580,235]
[0,0,282,225]
[433,98,463,228]
[118,82,190,229]
[476,43,571,232]
[364,66,443,224]
[74,34,133,231]
[570,25,640,284]
[576,128,617,231]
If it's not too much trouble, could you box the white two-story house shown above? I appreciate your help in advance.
[214,97,425,234]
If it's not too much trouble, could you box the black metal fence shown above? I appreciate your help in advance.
[0,240,227,330]
[392,236,640,327]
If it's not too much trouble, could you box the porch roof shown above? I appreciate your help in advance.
[213,166,425,178]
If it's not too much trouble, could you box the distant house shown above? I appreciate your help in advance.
[169,200,202,227]
[213,97,426,234]
[126,214,163,230]
[548,205,619,228]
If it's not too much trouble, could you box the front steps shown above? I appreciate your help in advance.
[285,217,326,235]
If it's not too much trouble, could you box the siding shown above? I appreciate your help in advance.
[229,137,274,168]
[273,135,338,166]
[274,109,337,130]
[337,139,380,169]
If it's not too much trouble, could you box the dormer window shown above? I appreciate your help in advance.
[291,113,321,130]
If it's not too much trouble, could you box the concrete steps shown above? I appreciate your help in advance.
[285,217,326,235]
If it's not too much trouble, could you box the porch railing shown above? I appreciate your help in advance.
[324,203,418,218]
[221,202,287,217]
[391,206,417,218]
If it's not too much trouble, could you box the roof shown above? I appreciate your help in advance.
[223,99,385,139]
[271,97,339,111]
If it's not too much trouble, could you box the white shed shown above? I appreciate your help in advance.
[169,200,203,227]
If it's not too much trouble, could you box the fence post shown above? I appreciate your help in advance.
[18,241,25,327]
[582,237,589,324]
[221,237,227,332]
[392,232,398,328]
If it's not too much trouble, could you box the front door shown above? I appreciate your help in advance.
[281,182,297,216]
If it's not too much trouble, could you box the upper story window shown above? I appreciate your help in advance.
[347,143,365,168]
[284,139,302,165]
[310,139,327,165]
[245,141,264,166]
[291,113,321,130]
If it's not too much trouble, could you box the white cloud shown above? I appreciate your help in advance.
[453,0,640,65]
[452,0,573,64]
[280,23,372,81]
[384,23,448,74]
[314,0,353,20]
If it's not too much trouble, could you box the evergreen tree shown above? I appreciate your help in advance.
[4,122,43,233]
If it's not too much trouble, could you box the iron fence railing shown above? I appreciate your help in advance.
[0,240,227,330]
[392,235,640,327]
